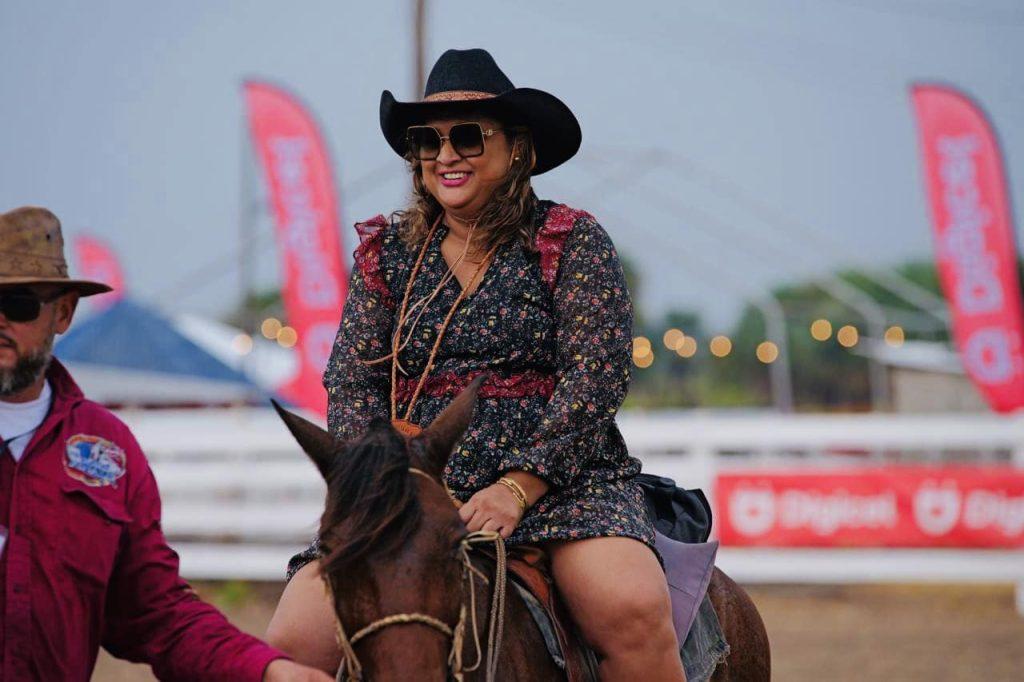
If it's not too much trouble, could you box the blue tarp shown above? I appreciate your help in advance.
[55,299,258,389]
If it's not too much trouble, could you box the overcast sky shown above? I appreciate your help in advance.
[2,1,1022,332]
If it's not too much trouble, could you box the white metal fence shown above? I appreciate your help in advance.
[119,407,1024,611]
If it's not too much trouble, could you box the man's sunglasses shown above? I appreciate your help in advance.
[406,123,504,161]
[0,290,64,323]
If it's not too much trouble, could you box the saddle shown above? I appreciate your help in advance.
[496,475,728,682]
[505,546,599,681]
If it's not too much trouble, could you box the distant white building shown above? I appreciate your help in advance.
[858,340,986,413]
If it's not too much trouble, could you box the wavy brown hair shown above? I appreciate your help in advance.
[395,114,540,255]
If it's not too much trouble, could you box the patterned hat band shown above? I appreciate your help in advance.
[423,90,497,103]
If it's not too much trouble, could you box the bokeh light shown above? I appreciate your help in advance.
[709,335,732,357]
[837,325,859,348]
[634,351,654,368]
[663,328,685,350]
[885,325,905,347]
[810,319,832,341]
[261,317,282,339]
[632,336,652,358]
[676,336,698,358]
[230,333,253,356]
[756,341,779,364]
[277,326,298,348]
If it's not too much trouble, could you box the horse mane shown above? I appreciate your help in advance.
[319,417,422,579]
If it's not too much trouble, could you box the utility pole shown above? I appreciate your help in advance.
[414,0,427,96]
[239,123,255,333]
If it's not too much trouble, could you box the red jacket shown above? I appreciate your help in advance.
[0,360,285,680]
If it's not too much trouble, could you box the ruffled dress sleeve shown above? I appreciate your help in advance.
[499,210,633,488]
[322,215,397,440]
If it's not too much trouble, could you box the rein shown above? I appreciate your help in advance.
[330,468,508,682]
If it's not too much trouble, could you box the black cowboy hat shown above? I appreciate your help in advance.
[380,48,581,175]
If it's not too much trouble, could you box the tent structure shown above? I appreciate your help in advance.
[55,299,270,407]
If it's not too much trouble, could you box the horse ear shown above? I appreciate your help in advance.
[271,400,337,480]
[413,375,485,478]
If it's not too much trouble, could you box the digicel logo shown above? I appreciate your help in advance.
[912,480,962,537]
[722,472,1024,546]
[728,486,776,537]
[912,480,1024,538]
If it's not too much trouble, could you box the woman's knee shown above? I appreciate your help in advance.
[591,582,676,654]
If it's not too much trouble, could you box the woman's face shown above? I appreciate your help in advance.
[419,116,513,219]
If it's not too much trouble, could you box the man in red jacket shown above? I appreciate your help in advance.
[0,207,331,681]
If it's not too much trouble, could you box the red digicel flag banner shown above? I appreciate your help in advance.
[72,234,124,309]
[243,81,347,416]
[911,84,1024,413]
[716,467,1024,548]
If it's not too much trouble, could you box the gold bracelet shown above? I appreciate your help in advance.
[500,477,529,505]
[497,477,528,511]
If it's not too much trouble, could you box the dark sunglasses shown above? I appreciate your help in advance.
[405,123,504,161]
[0,289,64,323]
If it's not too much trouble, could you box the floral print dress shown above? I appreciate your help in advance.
[288,200,653,578]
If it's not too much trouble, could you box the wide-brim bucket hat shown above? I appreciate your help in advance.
[380,48,581,175]
[0,207,112,296]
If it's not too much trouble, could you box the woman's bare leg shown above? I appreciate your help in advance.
[548,536,685,681]
[265,562,342,674]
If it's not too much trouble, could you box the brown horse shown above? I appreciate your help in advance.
[275,381,770,681]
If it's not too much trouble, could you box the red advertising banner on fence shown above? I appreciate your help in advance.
[911,84,1024,413]
[716,467,1024,548]
[243,81,347,416]
[72,234,124,308]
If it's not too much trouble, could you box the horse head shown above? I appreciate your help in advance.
[273,377,484,680]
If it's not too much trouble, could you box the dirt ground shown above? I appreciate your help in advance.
[92,582,1024,681]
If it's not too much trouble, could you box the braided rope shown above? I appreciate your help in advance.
[350,612,454,645]
[361,214,497,426]
[401,245,495,422]
[455,531,507,682]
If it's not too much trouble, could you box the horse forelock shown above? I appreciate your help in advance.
[319,420,423,581]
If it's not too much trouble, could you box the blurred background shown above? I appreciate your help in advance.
[2,1,1023,679]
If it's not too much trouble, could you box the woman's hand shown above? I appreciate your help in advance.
[459,483,525,539]
[458,471,549,539]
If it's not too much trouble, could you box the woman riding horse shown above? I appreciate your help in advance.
[268,48,686,681]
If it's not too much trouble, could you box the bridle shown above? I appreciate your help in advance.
[330,467,508,682]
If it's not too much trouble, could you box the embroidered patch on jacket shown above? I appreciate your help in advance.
[64,434,127,487]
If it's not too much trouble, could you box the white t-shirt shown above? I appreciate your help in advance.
[0,381,53,462]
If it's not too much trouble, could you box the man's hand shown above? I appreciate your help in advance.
[459,483,525,539]
[263,658,334,682]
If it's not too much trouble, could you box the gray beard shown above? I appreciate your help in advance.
[0,340,53,397]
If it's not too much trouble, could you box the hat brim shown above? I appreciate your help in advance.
[380,87,581,175]
[0,276,113,297]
